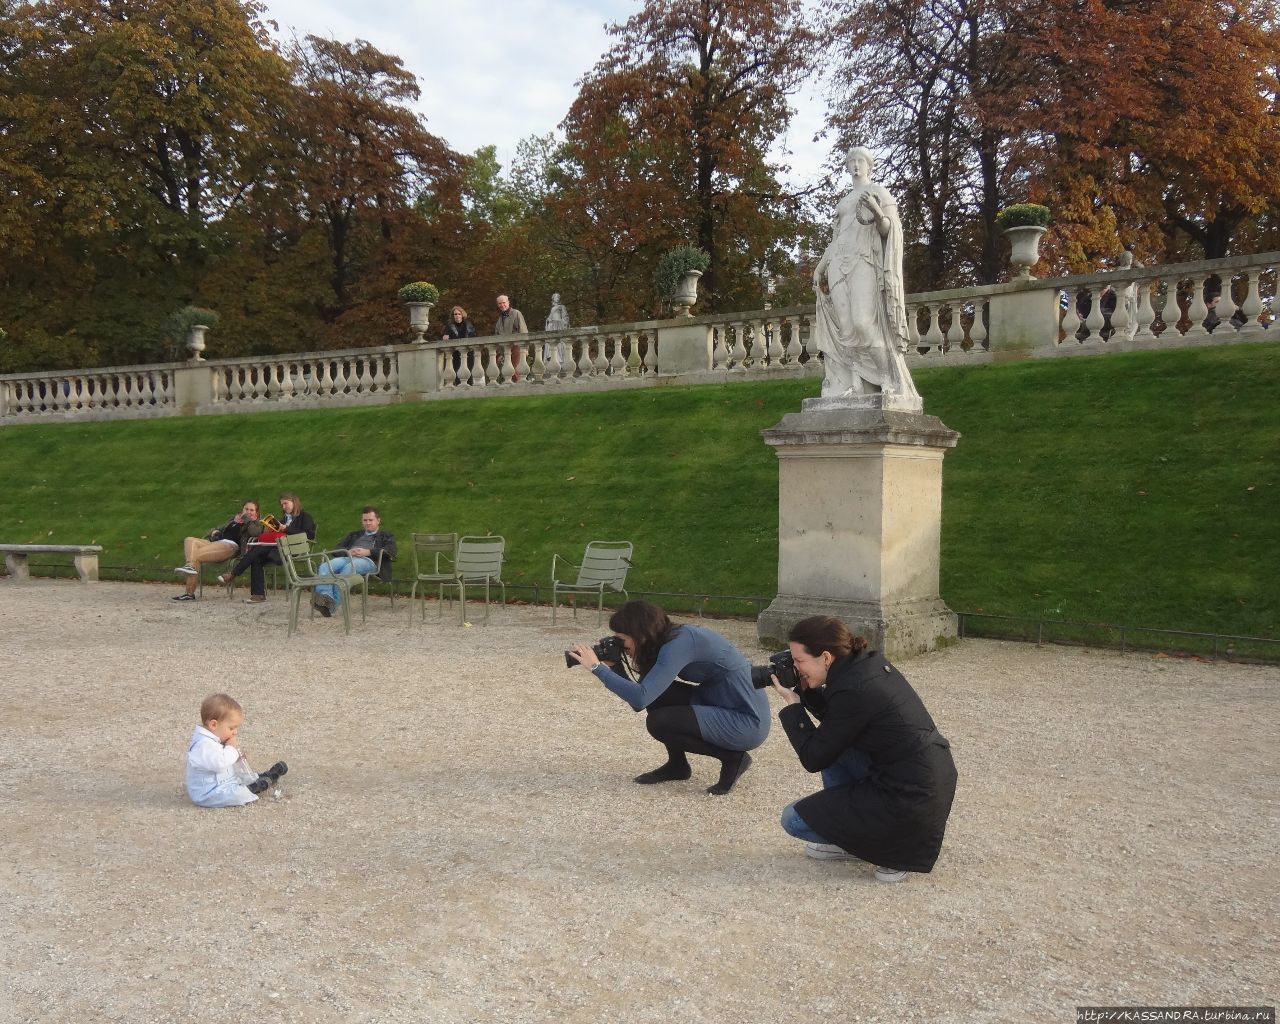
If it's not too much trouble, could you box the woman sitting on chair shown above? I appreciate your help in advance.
[172,500,263,602]
[220,492,316,604]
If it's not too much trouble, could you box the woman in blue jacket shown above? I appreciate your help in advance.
[568,600,769,795]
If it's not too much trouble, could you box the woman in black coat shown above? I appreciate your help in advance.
[771,615,957,883]
[220,492,316,603]
[441,305,477,379]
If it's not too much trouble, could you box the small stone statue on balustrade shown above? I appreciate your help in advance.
[544,292,570,369]
[810,147,922,413]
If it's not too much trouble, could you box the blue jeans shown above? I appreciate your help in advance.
[780,747,872,844]
[315,555,374,607]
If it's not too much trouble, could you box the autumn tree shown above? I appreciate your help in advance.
[0,0,296,366]
[286,35,461,336]
[1018,0,1280,262]
[561,0,815,316]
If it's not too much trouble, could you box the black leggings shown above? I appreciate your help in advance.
[644,683,742,761]
[228,546,281,597]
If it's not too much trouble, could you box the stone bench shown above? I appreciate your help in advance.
[0,544,104,582]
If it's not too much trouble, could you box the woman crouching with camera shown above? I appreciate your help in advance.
[568,600,770,796]
[771,616,957,883]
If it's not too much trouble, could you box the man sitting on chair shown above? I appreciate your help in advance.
[312,506,397,618]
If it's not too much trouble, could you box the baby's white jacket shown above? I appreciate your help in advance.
[185,725,258,807]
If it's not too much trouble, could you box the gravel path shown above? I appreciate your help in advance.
[2,580,1276,1023]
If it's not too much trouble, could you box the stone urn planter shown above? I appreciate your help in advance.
[1005,225,1047,280]
[405,302,433,343]
[671,270,703,317]
[185,324,209,362]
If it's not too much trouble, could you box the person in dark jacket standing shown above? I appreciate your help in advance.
[220,492,317,604]
[771,615,956,882]
[441,305,477,379]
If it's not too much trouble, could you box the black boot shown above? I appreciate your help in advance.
[706,751,752,796]
[633,747,691,784]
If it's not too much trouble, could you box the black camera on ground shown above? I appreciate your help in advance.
[750,650,799,690]
[565,635,626,669]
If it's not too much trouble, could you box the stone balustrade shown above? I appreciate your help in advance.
[2,250,1273,425]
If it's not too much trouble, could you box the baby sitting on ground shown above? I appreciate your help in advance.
[186,692,287,808]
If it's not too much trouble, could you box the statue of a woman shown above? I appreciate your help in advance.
[812,147,921,410]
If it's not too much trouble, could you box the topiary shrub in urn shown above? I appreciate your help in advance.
[995,204,1051,280]
[164,305,220,362]
[654,245,711,316]
[398,281,440,341]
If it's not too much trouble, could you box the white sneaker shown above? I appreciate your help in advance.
[874,866,908,883]
[804,842,855,861]
[175,564,197,576]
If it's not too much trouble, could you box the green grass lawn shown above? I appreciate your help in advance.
[2,342,1277,650]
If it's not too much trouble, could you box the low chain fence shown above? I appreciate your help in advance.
[12,562,1279,664]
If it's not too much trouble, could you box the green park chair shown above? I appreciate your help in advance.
[278,534,354,636]
[320,547,392,624]
[408,532,459,622]
[454,535,506,624]
[551,540,633,624]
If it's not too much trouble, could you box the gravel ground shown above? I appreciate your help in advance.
[1,580,1276,1024]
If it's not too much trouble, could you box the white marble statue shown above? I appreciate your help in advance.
[1118,249,1143,340]
[545,293,569,332]
[811,147,922,411]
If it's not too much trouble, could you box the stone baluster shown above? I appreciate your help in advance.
[711,326,728,369]
[529,339,546,383]
[607,335,625,377]
[920,304,943,355]
[1108,286,1129,340]
[729,322,748,369]
[591,338,608,377]
[641,334,656,374]
[515,341,531,384]
[624,334,642,376]
[1081,289,1105,343]
[315,360,332,397]
[1237,272,1265,335]
[1183,275,1211,340]
[969,301,988,352]
[574,340,591,379]
[776,317,795,364]
[544,340,562,382]
[1132,279,1157,340]
[1059,291,1080,348]
[939,306,957,356]
[907,304,924,353]
[280,362,296,399]
[765,315,782,365]
[1214,275,1240,334]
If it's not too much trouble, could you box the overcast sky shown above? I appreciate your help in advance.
[256,0,833,190]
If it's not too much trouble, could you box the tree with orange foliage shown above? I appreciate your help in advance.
[559,0,815,317]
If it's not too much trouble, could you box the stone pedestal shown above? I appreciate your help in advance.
[757,406,960,659]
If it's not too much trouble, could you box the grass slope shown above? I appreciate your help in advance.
[1,342,1276,645]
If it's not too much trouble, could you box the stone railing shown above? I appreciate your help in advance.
[2,250,1273,425]
[0,363,175,420]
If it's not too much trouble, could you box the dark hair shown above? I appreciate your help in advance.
[609,600,679,675]
[361,505,379,516]
[787,616,868,659]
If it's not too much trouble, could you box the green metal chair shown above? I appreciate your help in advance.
[408,532,459,622]
[278,534,355,636]
[455,535,506,624]
[551,540,633,624]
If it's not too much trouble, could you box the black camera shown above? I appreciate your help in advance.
[750,650,799,690]
[565,635,626,669]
